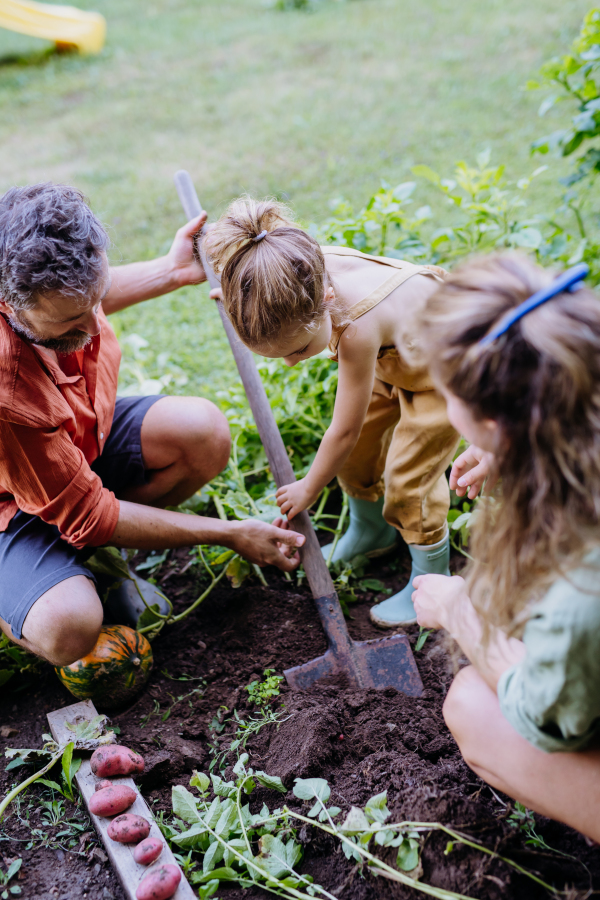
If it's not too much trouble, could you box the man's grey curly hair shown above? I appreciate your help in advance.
[0,183,109,310]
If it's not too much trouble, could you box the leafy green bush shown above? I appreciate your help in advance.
[530,7,600,185]
[312,149,600,282]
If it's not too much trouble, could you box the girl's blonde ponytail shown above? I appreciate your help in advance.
[204,197,342,347]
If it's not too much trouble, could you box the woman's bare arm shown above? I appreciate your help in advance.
[412,574,526,691]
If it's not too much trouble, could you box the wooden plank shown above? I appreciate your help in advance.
[47,700,195,900]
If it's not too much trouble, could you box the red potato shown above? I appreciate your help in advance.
[135,864,181,900]
[94,779,113,792]
[91,745,144,777]
[89,785,137,817]
[107,813,150,844]
[133,837,163,866]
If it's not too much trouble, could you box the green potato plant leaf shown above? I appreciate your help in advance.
[396,836,421,872]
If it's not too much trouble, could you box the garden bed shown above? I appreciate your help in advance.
[1,544,598,900]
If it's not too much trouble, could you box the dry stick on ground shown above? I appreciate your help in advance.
[283,807,561,898]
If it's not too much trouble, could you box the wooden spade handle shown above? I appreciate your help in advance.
[173,171,335,598]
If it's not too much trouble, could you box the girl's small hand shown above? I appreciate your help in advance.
[276,478,318,520]
[412,573,468,631]
[449,445,497,500]
[209,287,223,301]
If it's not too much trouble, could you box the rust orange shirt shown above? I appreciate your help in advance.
[0,309,121,549]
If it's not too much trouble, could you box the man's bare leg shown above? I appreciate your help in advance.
[443,665,600,842]
[0,398,230,664]
[119,396,231,508]
[0,575,103,667]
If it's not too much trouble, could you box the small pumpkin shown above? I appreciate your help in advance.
[55,625,153,708]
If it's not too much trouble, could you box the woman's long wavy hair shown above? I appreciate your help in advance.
[420,253,600,639]
[204,197,348,348]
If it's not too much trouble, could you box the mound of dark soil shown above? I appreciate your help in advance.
[1,544,598,899]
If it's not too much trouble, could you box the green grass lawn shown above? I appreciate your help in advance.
[0,0,591,398]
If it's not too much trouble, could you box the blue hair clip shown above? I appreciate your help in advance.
[478,262,589,348]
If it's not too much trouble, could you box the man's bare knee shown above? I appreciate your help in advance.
[54,614,102,667]
[178,398,230,481]
[23,576,103,667]
[199,400,231,479]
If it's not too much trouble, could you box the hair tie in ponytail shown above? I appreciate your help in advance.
[253,230,268,243]
[479,263,589,347]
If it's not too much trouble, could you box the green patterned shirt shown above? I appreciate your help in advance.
[497,548,600,753]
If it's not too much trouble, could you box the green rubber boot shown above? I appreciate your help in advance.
[321,495,397,564]
[370,533,450,627]
[102,551,170,628]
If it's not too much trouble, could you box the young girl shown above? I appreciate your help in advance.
[412,253,600,841]
[205,198,459,626]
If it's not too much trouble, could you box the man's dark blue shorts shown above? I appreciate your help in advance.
[0,395,163,639]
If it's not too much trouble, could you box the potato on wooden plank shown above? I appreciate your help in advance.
[89,785,137,817]
[136,864,181,900]
[107,813,150,844]
[94,779,113,792]
[91,745,144,777]
[133,837,163,866]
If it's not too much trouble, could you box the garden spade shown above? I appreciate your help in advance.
[174,170,423,697]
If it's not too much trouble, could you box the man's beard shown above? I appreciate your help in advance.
[7,311,91,355]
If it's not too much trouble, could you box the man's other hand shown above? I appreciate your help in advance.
[228,518,305,572]
[167,212,208,288]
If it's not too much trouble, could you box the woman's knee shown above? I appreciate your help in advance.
[443,666,488,759]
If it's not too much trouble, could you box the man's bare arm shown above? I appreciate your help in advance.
[102,214,207,315]
[110,500,304,572]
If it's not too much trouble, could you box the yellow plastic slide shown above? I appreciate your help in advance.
[0,0,105,54]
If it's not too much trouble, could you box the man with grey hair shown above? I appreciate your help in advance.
[0,183,304,667]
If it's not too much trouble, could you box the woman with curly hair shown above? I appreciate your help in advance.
[413,253,600,841]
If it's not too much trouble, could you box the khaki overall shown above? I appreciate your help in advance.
[324,246,459,546]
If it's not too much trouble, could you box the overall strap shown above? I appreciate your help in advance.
[322,246,444,357]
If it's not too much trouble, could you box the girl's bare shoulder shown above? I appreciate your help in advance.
[388,272,442,305]
[337,316,381,364]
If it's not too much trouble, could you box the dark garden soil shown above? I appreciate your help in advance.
[1,543,599,900]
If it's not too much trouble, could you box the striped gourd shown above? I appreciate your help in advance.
[55,625,153,708]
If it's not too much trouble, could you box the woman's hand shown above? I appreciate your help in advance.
[449,444,497,500]
[275,478,319,520]
[412,573,470,631]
